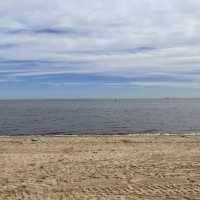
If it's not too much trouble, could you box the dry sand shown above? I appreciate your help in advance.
[1,135,200,200]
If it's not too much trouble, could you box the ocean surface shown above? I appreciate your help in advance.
[1,99,200,135]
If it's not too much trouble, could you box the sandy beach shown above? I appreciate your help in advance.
[1,135,200,200]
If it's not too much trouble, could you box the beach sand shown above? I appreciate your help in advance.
[1,135,200,200]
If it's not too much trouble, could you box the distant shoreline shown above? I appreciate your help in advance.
[1,97,200,101]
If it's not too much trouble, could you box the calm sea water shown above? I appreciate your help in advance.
[1,99,200,135]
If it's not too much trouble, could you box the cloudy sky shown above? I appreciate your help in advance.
[1,0,200,98]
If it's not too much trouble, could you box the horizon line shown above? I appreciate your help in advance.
[1,97,200,101]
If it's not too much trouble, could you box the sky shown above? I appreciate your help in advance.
[1,0,200,98]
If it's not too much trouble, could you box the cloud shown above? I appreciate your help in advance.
[33,72,200,89]
[1,27,92,37]
[1,0,200,86]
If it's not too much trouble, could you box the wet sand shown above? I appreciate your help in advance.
[1,135,200,199]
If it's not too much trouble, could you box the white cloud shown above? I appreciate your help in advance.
[1,0,200,77]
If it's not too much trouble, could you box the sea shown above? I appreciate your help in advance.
[0,98,200,135]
